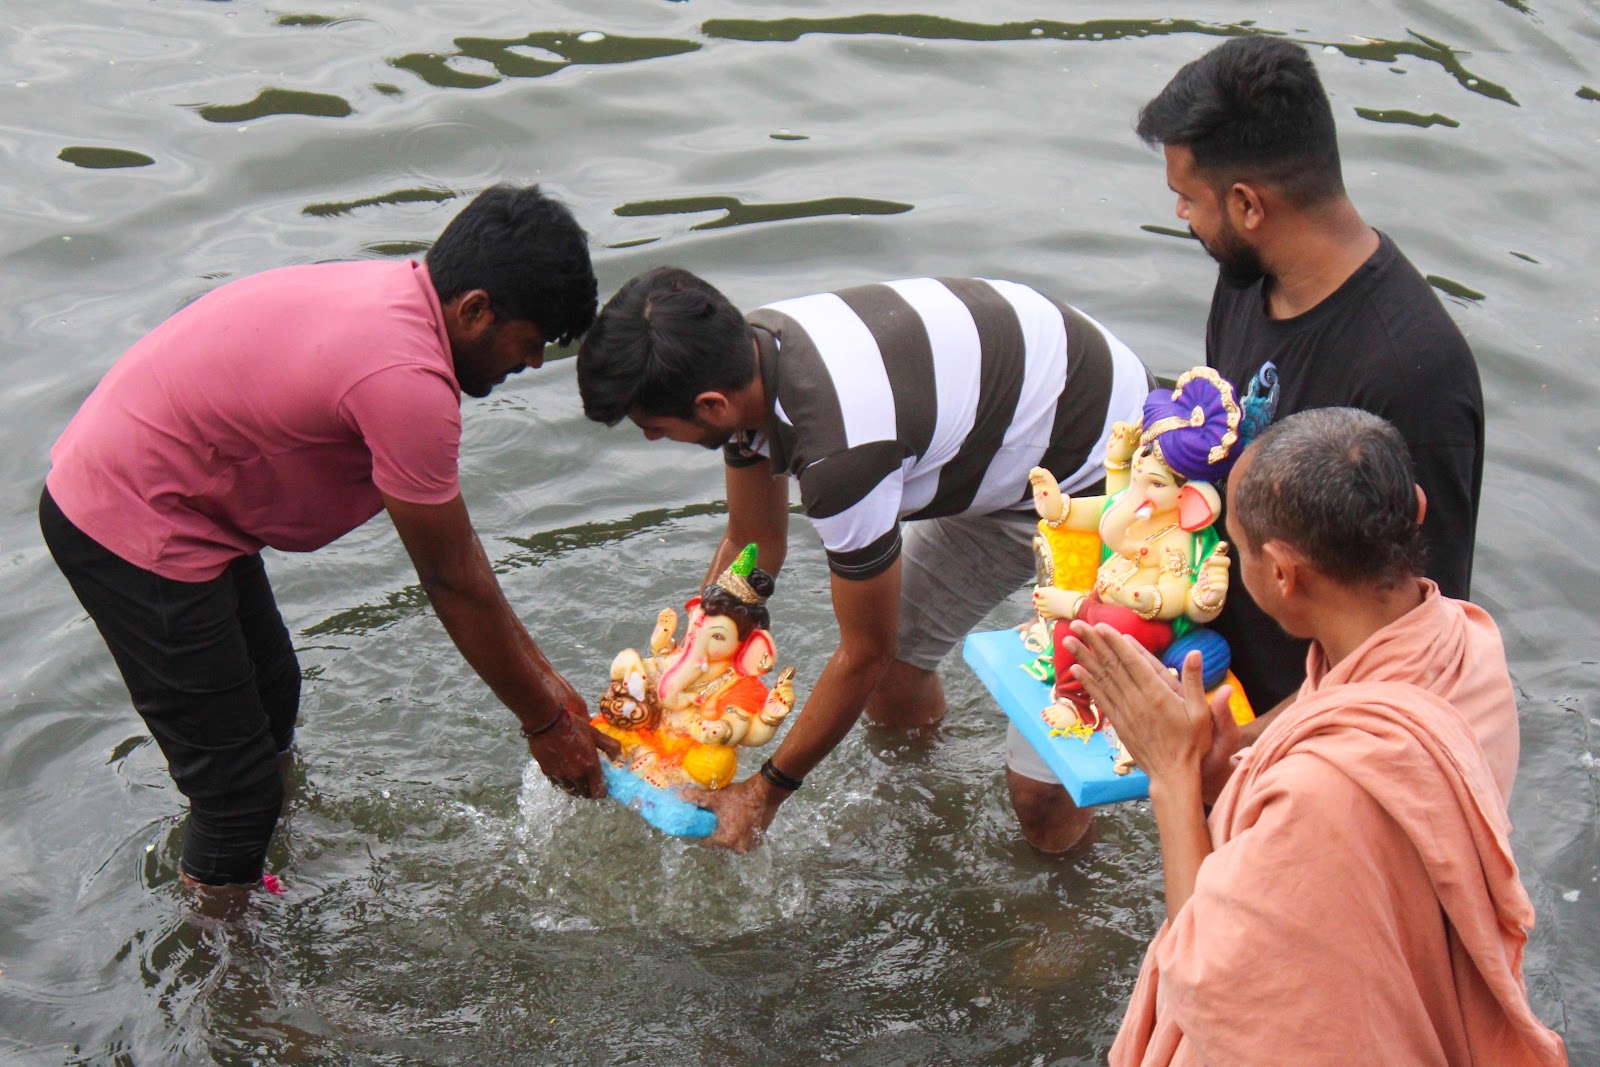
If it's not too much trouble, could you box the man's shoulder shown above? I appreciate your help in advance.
[1361,234,1471,335]
[221,258,405,300]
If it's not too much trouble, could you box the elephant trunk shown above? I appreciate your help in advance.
[656,615,709,707]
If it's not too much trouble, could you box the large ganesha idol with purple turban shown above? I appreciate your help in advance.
[592,544,796,792]
[1028,368,1252,751]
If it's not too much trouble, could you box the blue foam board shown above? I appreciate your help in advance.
[962,628,1150,807]
[602,761,719,837]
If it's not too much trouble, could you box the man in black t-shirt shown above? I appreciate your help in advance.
[1135,37,1483,738]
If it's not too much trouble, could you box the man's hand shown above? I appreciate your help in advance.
[1066,621,1221,916]
[1064,621,1213,783]
[529,706,619,798]
[680,774,786,853]
[1065,622,1242,801]
[384,492,616,797]
[1198,691,1243,804]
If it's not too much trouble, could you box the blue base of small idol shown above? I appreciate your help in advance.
[962,628,1151,807]
[601,761,719,837]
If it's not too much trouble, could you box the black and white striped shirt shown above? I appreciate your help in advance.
[725,277,1151,579]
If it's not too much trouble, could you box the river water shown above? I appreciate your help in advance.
[2,1,1596,1064]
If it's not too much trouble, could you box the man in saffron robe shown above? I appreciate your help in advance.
[1066,408,1563,1066]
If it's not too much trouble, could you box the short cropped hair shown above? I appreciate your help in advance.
[1136,35,1344,207]
[1231,408,1425,586]
[426,184,597,346]
[576,267,754,426]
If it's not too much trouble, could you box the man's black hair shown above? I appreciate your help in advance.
[576,266,754,426]
[426,184,597,346]
[1136,35,1345,207]
[1231,407,1426,587]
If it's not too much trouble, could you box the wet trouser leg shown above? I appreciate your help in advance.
[40,487,300,885]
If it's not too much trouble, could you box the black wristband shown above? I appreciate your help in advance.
[519,713,565,740]
[758,758,803,792]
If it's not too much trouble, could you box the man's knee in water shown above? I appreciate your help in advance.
[1007,769,1093,853]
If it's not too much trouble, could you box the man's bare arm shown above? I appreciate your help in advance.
[384,493,613,796]
[704,459,790,586]
[683,559,902,851]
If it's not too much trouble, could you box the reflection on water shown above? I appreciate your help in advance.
[304,500,730,638]
[390,30,699,90]
[1426,274,1488,302]
[702,14,1262,46]
[703,16,1518,105]
[1355,107,1463,128]
[57,146,156,170]
[4,0,1597,1062]
[613,195,914,238]
[1138,224,1197,241]
[303,187,457,219]
[363,240,433,257]
[193,89,354,124]
[275,14,371,30]
[1328,30,1516,104]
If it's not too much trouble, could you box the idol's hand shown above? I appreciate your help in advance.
[1190,541,1231,617]
[1124,583,1166,620]
[1106,420,1142,467]
[760,667,797,726]
[688,714,734,744]
[680,773,786,853]
[649,606,679,656]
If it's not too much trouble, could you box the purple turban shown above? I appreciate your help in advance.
[1140,368,1243,482]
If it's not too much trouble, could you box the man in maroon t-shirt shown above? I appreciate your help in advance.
[40,185,615,903]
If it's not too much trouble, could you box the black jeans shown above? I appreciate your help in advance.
[40,487,300,885]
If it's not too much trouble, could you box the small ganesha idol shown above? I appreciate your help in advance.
[592,544,796,790]
[1030,367,1244,741]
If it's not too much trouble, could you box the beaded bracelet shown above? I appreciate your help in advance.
[759,758,804,792]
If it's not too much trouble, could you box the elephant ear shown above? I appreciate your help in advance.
[734,630,777,677]
[1178,482,1221,532]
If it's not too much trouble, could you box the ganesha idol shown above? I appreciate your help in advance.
[592,543,796,790]
[1029,367,1244,737]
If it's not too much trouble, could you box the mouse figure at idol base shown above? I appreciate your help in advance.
[1028,368,1245,767]
[593,543,796,791]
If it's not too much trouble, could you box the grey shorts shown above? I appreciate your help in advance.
[895,510,1064,785]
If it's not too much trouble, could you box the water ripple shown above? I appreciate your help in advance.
[390,30,699,90]
[614,194,915,233]
[701,16,1518,105]
[193,88,355,124]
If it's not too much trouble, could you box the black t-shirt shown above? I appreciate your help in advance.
[1207,231,1484,710]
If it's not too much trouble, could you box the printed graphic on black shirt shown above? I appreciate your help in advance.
[1240,361,1280,441]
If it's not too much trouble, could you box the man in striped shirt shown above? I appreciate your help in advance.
[578,268,1151,852]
